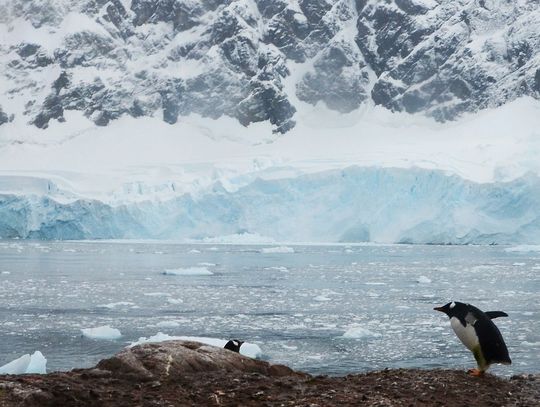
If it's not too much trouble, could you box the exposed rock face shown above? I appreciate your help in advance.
[0,106,9,126]
[0,340,539,406]
[0,0,539,132]
[96,340,296,380]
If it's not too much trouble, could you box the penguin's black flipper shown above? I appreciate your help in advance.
[485,311,508,319]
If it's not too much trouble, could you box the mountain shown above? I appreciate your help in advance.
[1,0,540,243]
[1,0,539,133]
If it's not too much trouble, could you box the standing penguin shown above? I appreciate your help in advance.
[434,301,511,376]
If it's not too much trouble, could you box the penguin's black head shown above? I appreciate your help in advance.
[224,339,244,353]
[434,301,468,318]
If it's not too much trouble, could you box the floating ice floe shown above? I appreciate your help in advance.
[0,351,47,374]
[260,246,295,254]
[265,266,289,272]
[129,333,263,359]
[144,292,169,297]
[341,326,382,339]
[416,276,432,284]
[98,301,135,309]
[156,320,181,328]
[505,245,540,252]
[81,325,122,340]
[162,267,213,276]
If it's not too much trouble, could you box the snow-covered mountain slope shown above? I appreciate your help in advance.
[1,1,539,243]
[0,0,539,132]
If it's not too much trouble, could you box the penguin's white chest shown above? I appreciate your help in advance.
[450,317,479,351]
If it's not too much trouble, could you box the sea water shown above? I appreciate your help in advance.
[0,241,538,376]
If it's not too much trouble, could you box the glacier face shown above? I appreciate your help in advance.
[0,0,539,132]
[2,167,540,244]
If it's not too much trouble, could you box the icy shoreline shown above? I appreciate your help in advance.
[0,341,538,406]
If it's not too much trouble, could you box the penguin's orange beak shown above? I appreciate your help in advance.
[433,306,445,312]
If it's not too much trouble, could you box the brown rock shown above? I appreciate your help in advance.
[96,340,297,381]
[0,341,539,406]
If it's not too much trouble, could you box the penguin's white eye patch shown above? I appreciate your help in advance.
[450,302,456,309]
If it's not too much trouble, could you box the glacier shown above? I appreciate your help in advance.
[1,166,540,244]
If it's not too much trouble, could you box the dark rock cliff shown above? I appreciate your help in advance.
[0,0,539,132]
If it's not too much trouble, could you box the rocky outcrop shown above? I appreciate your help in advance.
[96,340,296,380]
[0,340,539,406]
[0,0,539,132]
[0,106,9,126]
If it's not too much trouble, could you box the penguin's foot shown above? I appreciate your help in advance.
[467,368,485,377]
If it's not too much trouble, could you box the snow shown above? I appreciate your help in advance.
[261,246,295,254]
[1,98,539,202]
[0,351,47,374]
[129,333,263,359]
[162,267,213,276]
[81,325,122,340]
[0,96,540,243]
[341,326,382,339]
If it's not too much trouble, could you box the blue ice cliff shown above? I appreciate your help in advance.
[1,167,539,244]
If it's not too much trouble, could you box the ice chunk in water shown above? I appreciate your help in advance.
[81,325,122,340]
[162,267,213,276]
[261,246,295,254]
[0,351,47,374]
[341,326,381,339]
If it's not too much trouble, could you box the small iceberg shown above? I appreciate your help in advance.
[81,325,122,340]
[156,320,181,328]
[98,301,135,309]
[341,326,381,339]
[260,246,295,254]
[162,267,213,276]
[416,276,432,284]
[130,332,263,359]
[0,351,47,374]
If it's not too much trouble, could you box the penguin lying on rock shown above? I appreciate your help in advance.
[224,339,244,353]
[434,301,511,376]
